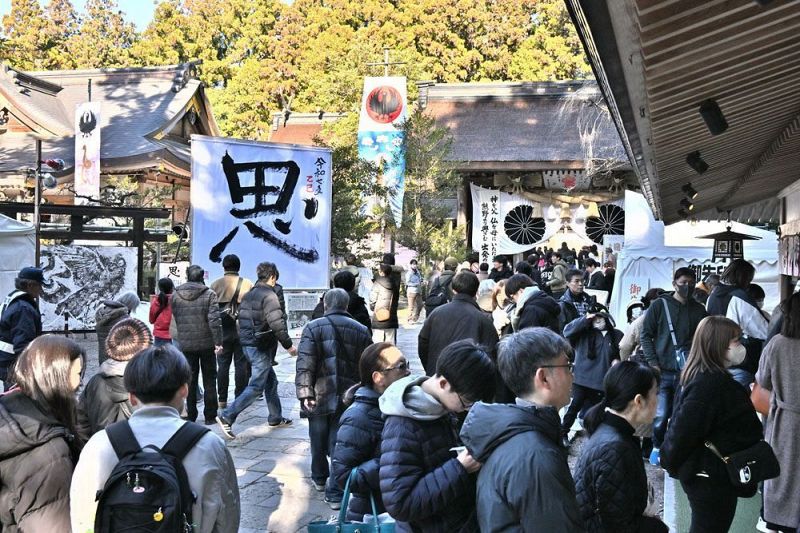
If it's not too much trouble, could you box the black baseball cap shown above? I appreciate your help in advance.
[18,267,47,285]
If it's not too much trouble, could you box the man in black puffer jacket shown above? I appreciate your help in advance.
[310,271,371,333]
[217,262,296,439]
[296,288,372,508]
[418,271,499,375]
[460,328,584,532]
[380,340,496,533]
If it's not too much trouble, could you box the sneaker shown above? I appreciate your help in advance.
[649,448,660,466]
[324,497,342,510]
[216,415,235,440]
[268,417,293,427]
[312,480,326,492]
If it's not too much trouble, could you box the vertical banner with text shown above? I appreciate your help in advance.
[74,102,101,203]
[358,76,407,227]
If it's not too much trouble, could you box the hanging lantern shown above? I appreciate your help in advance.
[697,225,760,262]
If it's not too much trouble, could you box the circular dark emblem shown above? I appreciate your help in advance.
[586,204,625,244]
[504,205,546,246]
[366,86,403,123]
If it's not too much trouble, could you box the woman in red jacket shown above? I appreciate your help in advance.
[149,277,174,346]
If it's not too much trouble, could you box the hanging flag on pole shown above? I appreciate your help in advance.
[74,102,101,203]
[357,76,407,227]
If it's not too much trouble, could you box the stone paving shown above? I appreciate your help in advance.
[73,308,664,532]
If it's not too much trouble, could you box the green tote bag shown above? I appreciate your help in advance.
[307,468,395,533]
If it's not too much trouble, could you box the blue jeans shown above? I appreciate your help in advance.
[654,370,679,448]
[221,344,283,425]
[153,338,172,347]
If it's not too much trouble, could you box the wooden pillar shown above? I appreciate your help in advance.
[133,217,145,298]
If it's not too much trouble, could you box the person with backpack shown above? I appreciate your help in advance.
[70,344,240,533]
[149,278,174,347]
[424,256,458,317]
[77,318,152,439]
[210,254,254,409]
[296,289,373,509]
[640,267,708,466]
[0,267,44,389]
[1,335,84,532]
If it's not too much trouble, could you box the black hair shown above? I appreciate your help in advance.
[435,339,495,403]
[505,273,534,297]
[345,253,357,265]
[585,258,598,268]
[641,288,664,308]
[222,254,240,272]
[747,283,765,301]
[157,277,174,308]
[358,342,394,388]
[721,259,755,289]
[379,263,392,276]
[186,265,205,283]
[124,344,192,404]
[565,269,583,283]
[673,267,696,282]
[382,253,395,266]
[781,292,800,339]
[552,251,562,260]
[479,262,489,272]
[514,261,533,277]
[526,254,538,265]
[256,261,278,281]
[333,270,356,292]
[497,328,572,397]
[493,255,506,265]
[584,361,659,435]
[451,271,480,296]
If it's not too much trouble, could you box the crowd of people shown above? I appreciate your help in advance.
[0,251,797,532]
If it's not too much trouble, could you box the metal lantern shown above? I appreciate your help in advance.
[697,226,760,262]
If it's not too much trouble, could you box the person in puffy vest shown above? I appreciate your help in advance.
[0,267,44,388]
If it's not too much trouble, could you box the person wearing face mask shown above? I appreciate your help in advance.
[640,267,707,466]
[619,288,665,362]
[725,281,770,387]
[574,362,668,533]
[661,316,765,533]
[561,310,623,448]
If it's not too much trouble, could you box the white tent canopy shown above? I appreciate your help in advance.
[610,191,779,328]
[0,214,35,298]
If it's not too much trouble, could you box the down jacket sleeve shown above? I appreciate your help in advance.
[379,416,470,523]
[206,290,223,346]
[15,439,73,532]
[331,404,381,502]
[295,327,318,400]
[263,290,292,349]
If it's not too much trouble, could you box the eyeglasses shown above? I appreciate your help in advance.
[540,362,575,373]
[456,393,475,410]
[380,361,409,373]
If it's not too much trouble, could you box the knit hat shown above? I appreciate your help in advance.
[117,291,141,313]
[443,256,458,270]
[105,318,153,361]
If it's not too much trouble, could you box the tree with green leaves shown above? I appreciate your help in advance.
[1,0,50,69]
[66,0,136,68]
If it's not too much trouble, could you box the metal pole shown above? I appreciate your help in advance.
[34,139,42,266]
[384,47,390,77]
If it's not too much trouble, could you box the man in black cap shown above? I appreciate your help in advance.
[0,267,45,389]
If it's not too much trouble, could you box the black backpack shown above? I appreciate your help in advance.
[424,276,452,315]
[94,420,210,533]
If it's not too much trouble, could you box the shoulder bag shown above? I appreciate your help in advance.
[661,299,688,370]
[307,468,394,532]
[704,439,780,496]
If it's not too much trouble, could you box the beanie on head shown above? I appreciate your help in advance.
[105,318,153,362]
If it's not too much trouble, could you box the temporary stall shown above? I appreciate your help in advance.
[0,214,34,298]
[610,192,779,328]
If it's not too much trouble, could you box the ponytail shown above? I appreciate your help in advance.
[157,277,174,308]
[583,398,608,434]
[585,361,659,435]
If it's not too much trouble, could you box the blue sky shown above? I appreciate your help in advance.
[0,0,159,31]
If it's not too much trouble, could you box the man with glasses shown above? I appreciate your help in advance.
[558,269,597,332]
[380,340,496,532]
[295,288,372,509]
[460,328,584,532]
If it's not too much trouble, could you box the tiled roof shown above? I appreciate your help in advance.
[419,81,629,166]
[0,63,217,175]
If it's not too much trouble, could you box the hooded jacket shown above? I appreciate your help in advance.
[379,376,477,533]
[459,400,584,532]
[547,260,570,292]
[331,386,386,521]
[564,314,623,391]
[171,282,223,352]
[640,293,707,371]
[95,300,129,363]
[574,411,662,533]
[418,294,499,375]
[76,358,131,440]
[0,292,41,380]
[515,287,561,332]
[0,390,74,532]
[370,275,400,330]
[295,310,372,417]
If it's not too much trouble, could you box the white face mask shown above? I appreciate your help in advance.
[593,319,606,331]
[726,344,747,367]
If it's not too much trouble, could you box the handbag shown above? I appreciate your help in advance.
[704,439,780,495]
[307,468,395,533]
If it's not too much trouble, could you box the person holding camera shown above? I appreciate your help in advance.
[640,267,707,466]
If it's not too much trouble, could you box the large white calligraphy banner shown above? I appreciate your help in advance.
[191,135,332,289]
